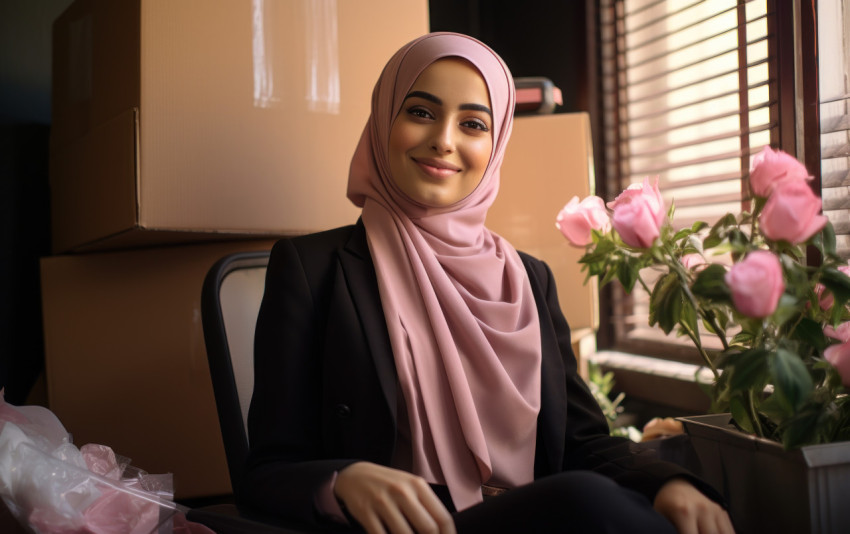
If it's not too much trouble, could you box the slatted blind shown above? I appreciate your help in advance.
[600,0,778,356]
[819,0,850,259]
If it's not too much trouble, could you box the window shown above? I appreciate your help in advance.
[592,0,824,364]
[819,0,850,258]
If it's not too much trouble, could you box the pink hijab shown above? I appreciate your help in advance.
[347,32,542,511]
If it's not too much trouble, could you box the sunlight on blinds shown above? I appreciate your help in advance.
[819,0,850,259]
[603,0,775,353]
[620,0,771,227]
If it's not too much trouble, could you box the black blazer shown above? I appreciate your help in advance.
[240,220,702,525]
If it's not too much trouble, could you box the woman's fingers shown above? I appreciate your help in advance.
[335,462,455,534]
[395,476,455,534]
[416,479,456,534]
[653,478,735,534]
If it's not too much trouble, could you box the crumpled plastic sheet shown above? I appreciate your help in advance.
[0,391,214,534]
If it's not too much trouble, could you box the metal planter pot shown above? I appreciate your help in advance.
[678,413,850,534]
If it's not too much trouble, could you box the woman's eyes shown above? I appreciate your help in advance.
[405,106,490,132]
[462,119,490,132]
[407,106,434,120]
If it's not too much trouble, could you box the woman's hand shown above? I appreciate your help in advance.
[654,478,735,534]
[334,462,456,534]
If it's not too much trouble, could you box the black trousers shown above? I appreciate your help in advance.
[438,471,678,534]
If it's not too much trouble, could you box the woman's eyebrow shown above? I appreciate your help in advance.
[405,90,442,105]
[460,103,492,117]
[404,91,493,118]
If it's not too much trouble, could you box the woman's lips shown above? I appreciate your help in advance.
[413,157,461,178]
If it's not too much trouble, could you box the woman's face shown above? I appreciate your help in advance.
[388,58,494,208]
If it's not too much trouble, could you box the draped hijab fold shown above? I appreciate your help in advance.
[346,32,542,511]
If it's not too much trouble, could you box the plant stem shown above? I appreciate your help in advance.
[661,246,727,371]
[747,389,764,438]
[679,320,720,380]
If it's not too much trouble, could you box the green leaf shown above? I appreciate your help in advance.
[780,407,823,449]
[704,213,737,249]
[686,234,704,256]
[690,264,730,301]
[820,267,850,308]
[727,228,749,250]
[816,220,838,258]
[726,347,770,394]
[615,256,642,292]
[579,239,617,265]
[770,348,814,412]
[729,395,755,434]
[649,272,684,334]
[759,393,789,425]
[680,296,699,339]
[691,221,709,233]
[599,265,619,288]
[771,294,801,329]
[672,228,693,242]
[730,331,756,347]
[792,317,828,352]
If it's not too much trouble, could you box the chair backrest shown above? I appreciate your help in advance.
[201,250,270,491]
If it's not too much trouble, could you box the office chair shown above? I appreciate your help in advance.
[201,250,270,493]
[197,250,333,533]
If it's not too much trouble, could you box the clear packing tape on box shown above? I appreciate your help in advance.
[0,391,213,534]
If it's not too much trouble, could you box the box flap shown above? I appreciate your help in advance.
[50,108,140,253]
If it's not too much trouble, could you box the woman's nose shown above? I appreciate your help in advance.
[429,122,455,154]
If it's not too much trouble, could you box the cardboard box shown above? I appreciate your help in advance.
[488,113,599,332]
[40,239,276,499]
[50,0,428,253]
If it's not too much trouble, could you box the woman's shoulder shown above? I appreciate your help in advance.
[516,249,550,276]
[273,221,362,256]
[265,222,369,300]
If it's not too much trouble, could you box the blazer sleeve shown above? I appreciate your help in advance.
[238,237,357,525]
[524,254,724,505]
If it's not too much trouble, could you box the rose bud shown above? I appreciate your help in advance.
[749,146,811,198]
[556,196,611,247]
[607,177,666,249]
[759,180,828,244]
[724,250,785,318]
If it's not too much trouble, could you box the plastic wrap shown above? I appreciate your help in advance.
[0,391,213,534]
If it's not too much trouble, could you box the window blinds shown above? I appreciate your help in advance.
[599,0,778,357]
[819,0,850,259]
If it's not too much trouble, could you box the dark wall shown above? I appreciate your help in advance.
[429,0,590,113]
[0,0,73,405]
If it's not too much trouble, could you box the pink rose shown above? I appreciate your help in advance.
[724,251,785,318]
[759,180,828,244]
[556,196,611,247]
[749,146,811,197]
[607,177,666,248]
[824,321,850,342]
[824,341,850,387]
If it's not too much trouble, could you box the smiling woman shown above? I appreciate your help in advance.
[387,58,493,208]
[239,32,733,534]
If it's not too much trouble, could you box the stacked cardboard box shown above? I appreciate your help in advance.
[490,113,598,336]
[43,0,428,498]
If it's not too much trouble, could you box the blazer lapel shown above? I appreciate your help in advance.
[337,220,398,421]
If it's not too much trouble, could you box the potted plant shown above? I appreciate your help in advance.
[556,147,850,533]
